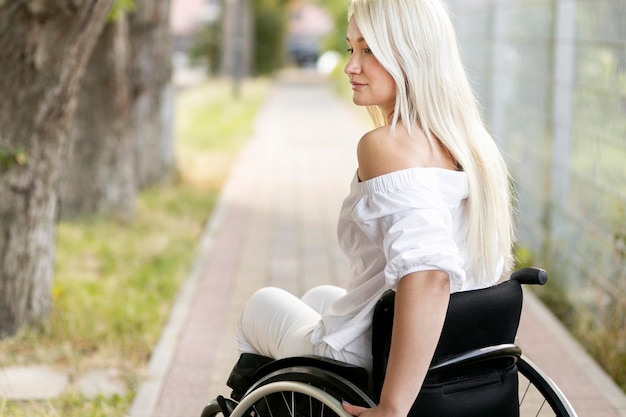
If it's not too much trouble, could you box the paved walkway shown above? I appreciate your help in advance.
[129,71,626,417]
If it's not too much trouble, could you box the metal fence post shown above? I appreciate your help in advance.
[550,0,576,208]
[489,0,509,149]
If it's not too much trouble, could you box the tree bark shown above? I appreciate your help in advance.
[0,0,115,338]
[129,0,175,189]
[59,17,136,221]
[220,0,254,81]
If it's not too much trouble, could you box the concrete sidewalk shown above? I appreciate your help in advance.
[129,70,626,417]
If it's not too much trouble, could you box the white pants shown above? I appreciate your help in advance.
[236,285,368,368]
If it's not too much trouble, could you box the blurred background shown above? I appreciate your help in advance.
[0,0,623,415]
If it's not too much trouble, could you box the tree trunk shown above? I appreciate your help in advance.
[0,0,115,338]
[59,17,136,221]
[129,0,175,189]
[220,0,254,82]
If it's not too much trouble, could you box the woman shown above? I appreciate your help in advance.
[236,0,515,416]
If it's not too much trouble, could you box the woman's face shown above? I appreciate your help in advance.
[344,18,396,116]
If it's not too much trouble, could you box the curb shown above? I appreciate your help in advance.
[127,183,229,417]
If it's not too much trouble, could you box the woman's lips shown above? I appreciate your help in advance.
[351,81,366,90]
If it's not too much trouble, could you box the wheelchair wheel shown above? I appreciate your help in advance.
[518,356,578,417]
[230,381,350,417]
[230,366,375,417]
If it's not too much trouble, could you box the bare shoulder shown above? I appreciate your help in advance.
[357,125,458,181]
[357,125,421,181]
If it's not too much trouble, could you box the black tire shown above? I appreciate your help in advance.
[518,356,578,417]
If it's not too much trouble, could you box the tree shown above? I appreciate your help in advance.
[61,0,174,221]
[0,0,115,337]
[129,0,174,189]
[59,17,136,221]
[59,0,173,219]
[220,0,254,85]
[219,0,291,81]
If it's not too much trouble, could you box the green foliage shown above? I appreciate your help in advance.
[188,22,222,74]
[315,0,351,53]
[0,147,27,172]
[253,1,287,75]
[190,0,287,75]
[108,0,135,22]
[578,296,626,392]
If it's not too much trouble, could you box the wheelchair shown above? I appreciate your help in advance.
[200,267,578,417]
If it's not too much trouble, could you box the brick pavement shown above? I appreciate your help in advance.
[129,70,626,417]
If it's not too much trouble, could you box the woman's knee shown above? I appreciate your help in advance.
[249,286,286,304]
[301,285,346,314]
[238,287,285,354]
[237,286,320,358]
[240,287,289,323]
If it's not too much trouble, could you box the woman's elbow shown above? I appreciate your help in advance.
[398,270,451,296]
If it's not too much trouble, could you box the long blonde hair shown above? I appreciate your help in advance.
[349,0,515,283]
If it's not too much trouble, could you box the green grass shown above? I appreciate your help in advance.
[177,80,268,152]
[175,79,269,189]
[0,77,270,416]
[0,393,132,417]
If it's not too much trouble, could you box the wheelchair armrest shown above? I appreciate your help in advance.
[428,343,522,374]
[511,267,548,285]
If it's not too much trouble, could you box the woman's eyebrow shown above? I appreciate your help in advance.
[345,36,366,43]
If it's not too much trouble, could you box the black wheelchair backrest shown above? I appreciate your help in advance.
[371,276,525,398]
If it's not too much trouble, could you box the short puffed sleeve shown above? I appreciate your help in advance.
[351,168,468,292]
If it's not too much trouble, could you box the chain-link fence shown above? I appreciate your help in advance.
[444,0,625,378]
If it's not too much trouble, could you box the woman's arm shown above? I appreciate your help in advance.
[343,270,450,417]
[345,123,454,417]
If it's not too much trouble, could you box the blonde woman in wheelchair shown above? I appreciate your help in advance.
[236,1,515,417]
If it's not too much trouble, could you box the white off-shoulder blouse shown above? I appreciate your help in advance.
[311,167,500,361]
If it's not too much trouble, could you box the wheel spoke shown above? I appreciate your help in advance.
[520,380,531,406]
[257,396,272,417]
[535,400,546,417]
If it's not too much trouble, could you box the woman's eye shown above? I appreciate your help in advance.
[346,46,372,55]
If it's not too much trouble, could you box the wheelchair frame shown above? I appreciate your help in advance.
[200,268,578,417]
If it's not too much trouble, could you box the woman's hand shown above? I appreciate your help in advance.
[341,401,365,416]
[342,402,397,417]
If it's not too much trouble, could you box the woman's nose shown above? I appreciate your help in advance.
[344,54,361,75]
